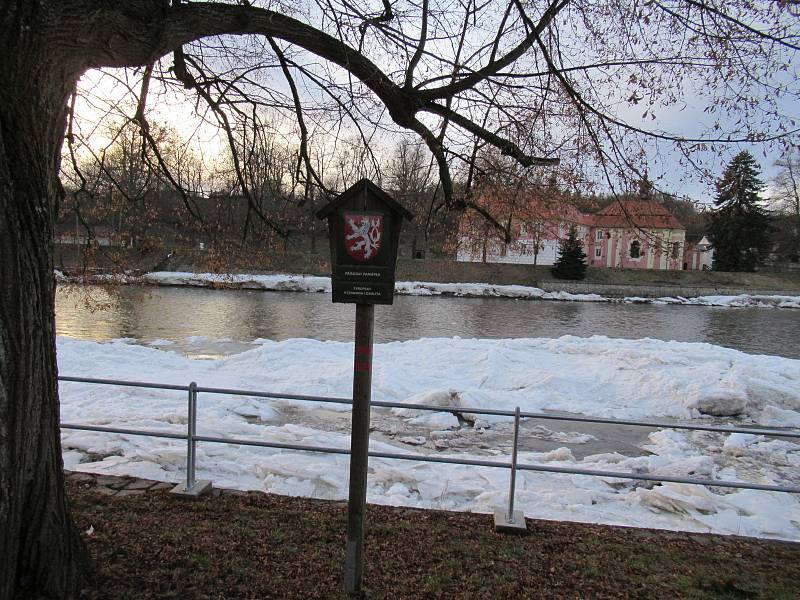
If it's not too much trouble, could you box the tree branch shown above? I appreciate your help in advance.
[403,0,428,89]
[416,0,569,100]
[267,38,326,196]
[423,101,559,167]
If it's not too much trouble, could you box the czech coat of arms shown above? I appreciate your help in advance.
[344,213,383,262]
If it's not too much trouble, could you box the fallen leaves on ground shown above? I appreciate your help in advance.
[67,479,799,599]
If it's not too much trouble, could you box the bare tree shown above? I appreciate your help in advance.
[59,116,215,273]
[386,139,447,257]
[772,150,800,261]
[2,1,799,597]
[774,152,800,217]
[455,148,571,263]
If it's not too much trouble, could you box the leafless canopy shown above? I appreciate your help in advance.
[65,0,800,238]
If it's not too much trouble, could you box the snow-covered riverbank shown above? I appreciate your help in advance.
[58,334,800,540]
[81,271,800,309]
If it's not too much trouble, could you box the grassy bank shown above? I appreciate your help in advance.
[154,249,800,292]
[55,243,800,293]
[396,260,800,292]
[69,475,800,599]
[566,265,800,289]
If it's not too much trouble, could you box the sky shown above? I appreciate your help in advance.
[69,2,800,208]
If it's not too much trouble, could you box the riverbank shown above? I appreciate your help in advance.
[68,472,800,599]
[155,248,800,291]
[57,245,800,298]
[66,270,800,308]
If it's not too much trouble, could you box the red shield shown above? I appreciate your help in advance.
[344,213,383,262]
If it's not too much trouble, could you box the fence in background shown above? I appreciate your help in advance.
[59,375,800,522]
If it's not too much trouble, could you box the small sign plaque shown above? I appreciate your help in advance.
[333,210,394,303]
[317,179,413,305]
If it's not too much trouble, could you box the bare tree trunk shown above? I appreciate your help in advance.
[786,159,800,261]
[0,9,88,596]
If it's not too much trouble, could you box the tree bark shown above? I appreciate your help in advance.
[0,3,360,593]
[1,4,90,597]
[0,1,426,595]
[0,0,559,596]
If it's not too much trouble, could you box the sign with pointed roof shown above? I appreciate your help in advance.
[316,179,413,304]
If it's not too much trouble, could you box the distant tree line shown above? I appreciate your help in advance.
[60,120,798,275]
[59,120,458,270]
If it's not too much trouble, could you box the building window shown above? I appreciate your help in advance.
[671,242,680,259]
[629,240,641,259]
[595,248,602,258]
[596,230,603,241]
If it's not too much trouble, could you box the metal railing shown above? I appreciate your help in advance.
[58,375,800,521]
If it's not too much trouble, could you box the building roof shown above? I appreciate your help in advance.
[518,198,588,226]
[589,200,684,230]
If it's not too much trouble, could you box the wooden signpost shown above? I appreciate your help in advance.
[316,179,413,598]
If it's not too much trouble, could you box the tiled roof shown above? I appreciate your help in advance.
[463,194,685,234]
[588,200,684,230]
[499,193,593,226]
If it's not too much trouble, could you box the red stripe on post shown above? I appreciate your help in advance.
[354,360,372,372]
[354,346,372,357]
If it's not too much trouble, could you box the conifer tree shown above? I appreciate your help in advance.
[708,151,772,271]
[551,226,587,279]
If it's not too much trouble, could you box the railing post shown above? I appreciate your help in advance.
[507,406,520,522]
[494,406,527,533]
[187,381,198,490]
[170,381,212,499]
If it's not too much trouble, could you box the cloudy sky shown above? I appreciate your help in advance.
[69,2,800,207]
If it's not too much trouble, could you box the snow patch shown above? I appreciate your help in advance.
[80,270,800,309]
[686,383,749,416]
[57,334,800,540]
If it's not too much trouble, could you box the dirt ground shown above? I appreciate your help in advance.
[68,473,800,600]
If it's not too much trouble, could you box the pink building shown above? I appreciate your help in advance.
[458,199,695,271]
[585,201,686,270]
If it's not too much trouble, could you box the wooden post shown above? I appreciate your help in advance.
[315,181,412,596]
[344,303,375,598]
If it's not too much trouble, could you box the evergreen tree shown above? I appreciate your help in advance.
[708,151,772,271]
[551,226,587,279]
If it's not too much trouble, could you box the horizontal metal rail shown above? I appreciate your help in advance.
[61,422,186,440]
[373,400,800,439]
[58,375,800,497]
[60,426,800,495]
[60,375,800,440]
[192,434,800,493]
[513,411,800,439]
[59,376,190,392]
[196,384,353,405]
[513,462,800,494]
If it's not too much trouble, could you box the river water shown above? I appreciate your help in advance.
[56,284,800,468]
[55,284,800,358]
